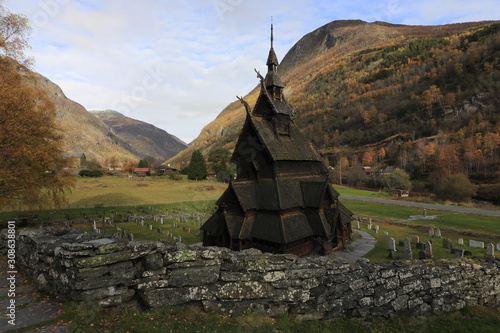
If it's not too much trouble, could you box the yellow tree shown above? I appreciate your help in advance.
[0,57,74,207]
[0,1,32,66]
[0,3,73,208]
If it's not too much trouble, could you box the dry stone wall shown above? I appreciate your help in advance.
[2,228,500,319]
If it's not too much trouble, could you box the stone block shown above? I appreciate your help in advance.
[169,266,220,287]
[143,253,164,271]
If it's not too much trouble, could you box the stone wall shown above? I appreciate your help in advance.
[2,228,500,319]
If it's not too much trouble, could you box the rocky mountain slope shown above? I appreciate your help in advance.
[167,20,500,186]
[20,69,140,164]
[16,66,187,166]
[91,110,188,163]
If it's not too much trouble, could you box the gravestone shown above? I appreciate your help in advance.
[428,227,434,237]
[485,243,495,260]
[388,250,397,260]
[178,236,182,243]
[469,240,484,249]
[402,238,413,260]
[388,238,396,251]
[384,232,389,236]
[416,242,425,250]
[423,208,427,217]
[128,233,134,241]
[148,224,153,231]
[412,236,419,244]
[443,238,453,250]
[425,241,433,258]
[161,218,164,224]
[434,228,442,238]
[355,220,360,229]
[140,219,144,226]
[458,238,464,245]
[419,251,427,259]
[453,248,464,258]
[157,227,162,233]
[496,243,500,251]
[194,229,200,236]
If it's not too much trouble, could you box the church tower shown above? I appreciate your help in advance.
[201,26,352,255]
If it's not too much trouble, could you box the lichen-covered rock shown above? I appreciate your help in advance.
[169,266,220,287]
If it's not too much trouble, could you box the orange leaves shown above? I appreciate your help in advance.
[0,58,74,208]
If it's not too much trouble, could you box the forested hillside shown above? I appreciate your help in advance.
[168,20,499,201]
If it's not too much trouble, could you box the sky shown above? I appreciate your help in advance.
[7,0,500,143]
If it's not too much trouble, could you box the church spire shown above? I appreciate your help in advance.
[264,23,284,100]
[266,23,279,71]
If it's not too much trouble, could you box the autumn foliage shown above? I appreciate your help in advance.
[0,57,75,207]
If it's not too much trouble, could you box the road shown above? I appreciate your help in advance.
[339,195,500,218]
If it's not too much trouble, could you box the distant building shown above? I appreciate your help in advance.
[62,152,87,168]
[383,166,397,173]
[157,165,178,176]
[201,26,353,256]
[134,168,150,177]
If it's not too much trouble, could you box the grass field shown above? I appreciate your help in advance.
[65,176,226,207]
[63,304,500,333]
[353,220,499,262]
[334,185,393,199]
[342,200,500,235]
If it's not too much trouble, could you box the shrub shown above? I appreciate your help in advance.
[434,173,477,202]
[78,169,104,177]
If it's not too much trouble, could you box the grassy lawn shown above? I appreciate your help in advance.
[62,304,500,333]
[66,176,226,207]
[334,185,393,199]
[355,220,499,262]
[343,200,500,235]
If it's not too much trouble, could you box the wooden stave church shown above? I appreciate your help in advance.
[201,26,353,256]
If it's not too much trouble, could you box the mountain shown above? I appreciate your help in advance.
[91,110,188,163]
[19,68,140,164]
[167,20,500,189]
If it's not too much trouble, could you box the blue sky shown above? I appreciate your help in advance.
[7,0,500,143]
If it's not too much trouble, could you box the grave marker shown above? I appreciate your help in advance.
[402,238,413,260]
[442,238,453,250]
[425,241,433,258]
[388,238,396,251]
[469,240,484,249]
[485,243,495,260]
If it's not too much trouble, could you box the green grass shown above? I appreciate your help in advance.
[62,304,500,333]
[334,185,393,199]
[65,176,226,207]
[343,200,500,236]
[1,201,215,245]
[356,221,498,262]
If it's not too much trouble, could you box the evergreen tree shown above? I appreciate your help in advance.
[187,150,207,180]
[137,159,148,168]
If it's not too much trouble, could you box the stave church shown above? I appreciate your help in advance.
[201,25,353,256]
